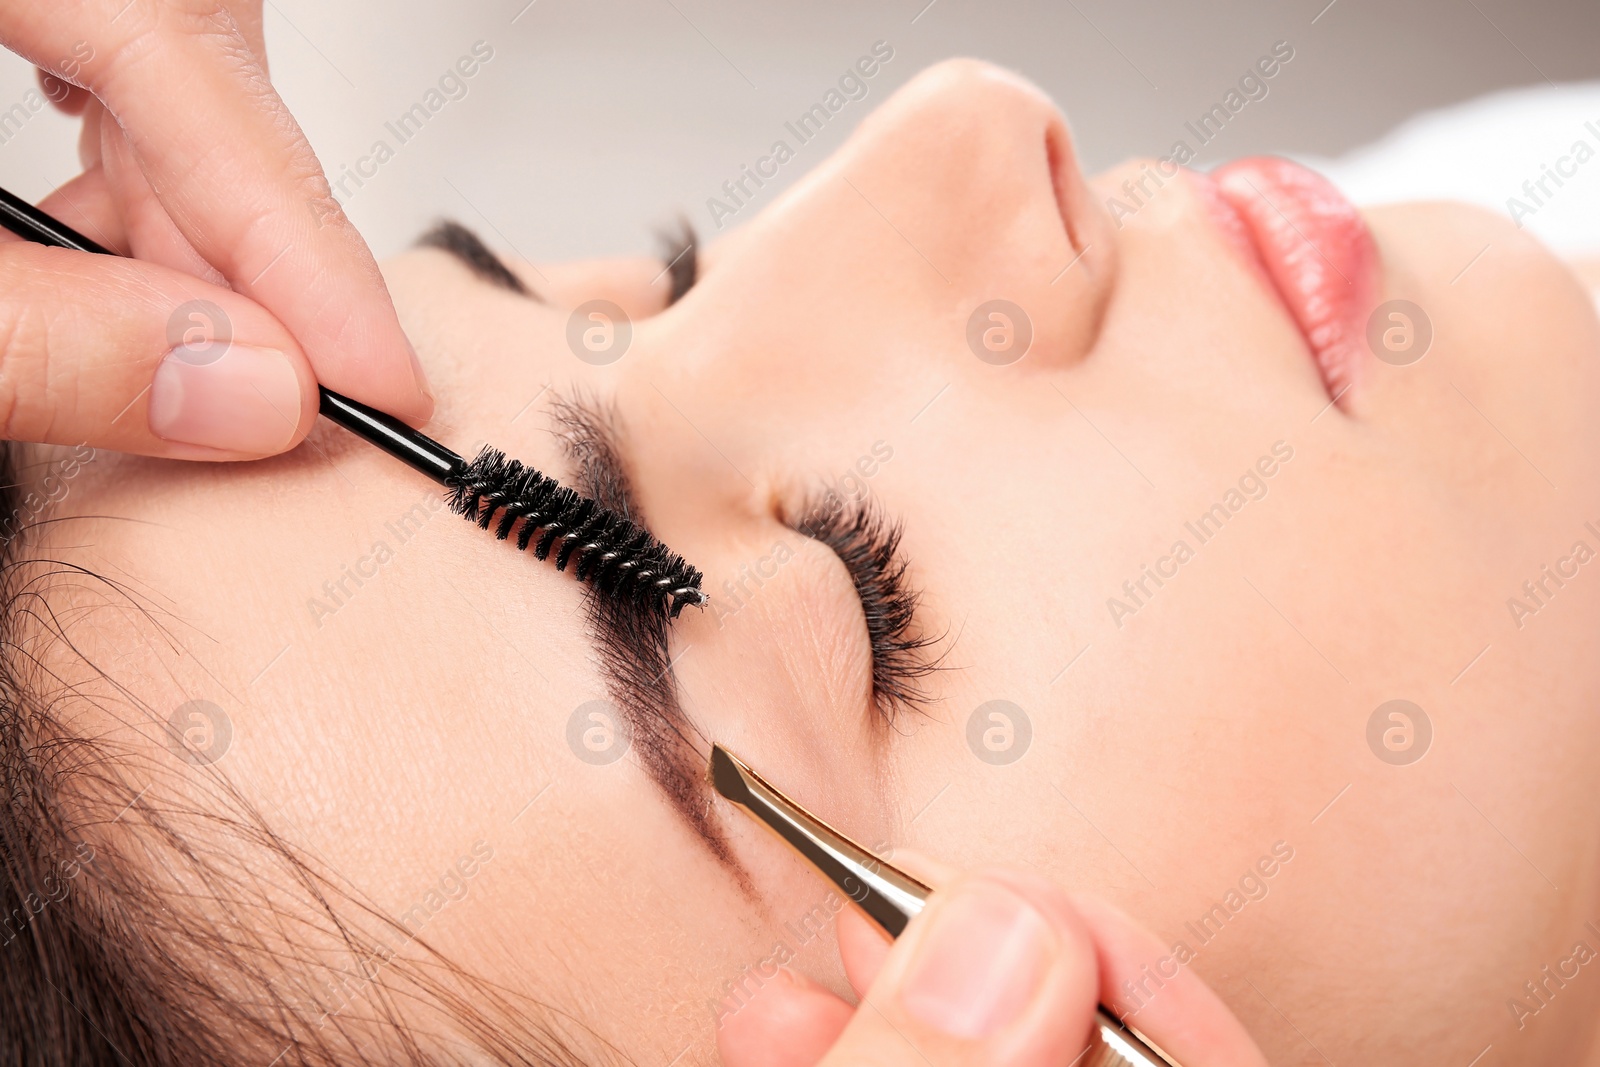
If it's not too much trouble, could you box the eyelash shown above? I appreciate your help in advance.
[656,217,699,306]
[791,494,941,721]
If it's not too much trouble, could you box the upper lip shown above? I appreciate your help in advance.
[1199,157,1382,402]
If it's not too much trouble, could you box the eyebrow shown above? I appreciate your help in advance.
[551,395,739,870]
[416,220,534,297]
[417,218,702,306]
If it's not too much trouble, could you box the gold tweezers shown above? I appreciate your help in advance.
[710,744,1183,1067]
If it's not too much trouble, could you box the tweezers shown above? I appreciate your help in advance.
[709,744,1183,1067]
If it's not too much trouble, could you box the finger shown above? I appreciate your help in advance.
[717,968,853,1067]
[34,167,127,256]
[0,242,316,458]
[76,96,104,171]
[819,871,1099,1067]
[75,93,108,173]
[99,116,224,283]
[37,67,90,114]
[220,0,267,68]
[837,904,892,999]
[839,849,958,996]
[9,3,434,421]
[1070,894,1269,1067]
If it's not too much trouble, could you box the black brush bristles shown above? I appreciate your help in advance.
[445,445,707,617]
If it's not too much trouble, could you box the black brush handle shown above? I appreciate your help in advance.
[0,185,111,255]
[315,388,460,483]
[0,183,461,484]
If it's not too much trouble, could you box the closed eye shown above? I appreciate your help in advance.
[787,493,943,722]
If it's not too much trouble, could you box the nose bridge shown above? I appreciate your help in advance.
[817,59,1115,373]
[850,59,1060,172]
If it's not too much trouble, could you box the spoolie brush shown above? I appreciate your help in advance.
[0,185,708,618]
[319,391,708,618]
[446,444,706,617]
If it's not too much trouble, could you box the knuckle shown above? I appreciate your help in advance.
[0,286,56,442]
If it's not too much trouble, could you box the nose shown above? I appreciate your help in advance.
[821,58,1118,368]
[611,60,1126,518]
[611,59,1123,525]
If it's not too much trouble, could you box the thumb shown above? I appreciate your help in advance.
[0,240,316,458]
[818,873,1099,1067]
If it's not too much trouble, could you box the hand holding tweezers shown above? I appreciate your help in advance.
[710,745,1184,1067]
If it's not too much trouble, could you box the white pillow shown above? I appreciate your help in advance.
[1300,82,1600,257]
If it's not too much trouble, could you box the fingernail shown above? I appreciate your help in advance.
[406,337,434,406]
[900,880,1054,1040]
[149,344,302,454]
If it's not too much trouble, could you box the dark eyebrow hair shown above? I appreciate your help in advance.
[416,219,534,297]
[550,394,740,873]
[419,217,702,307]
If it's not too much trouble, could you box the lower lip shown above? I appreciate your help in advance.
[1197,157,1380,400]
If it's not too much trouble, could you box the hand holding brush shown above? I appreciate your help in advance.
[0,0,431,456]
[0,185,708,616]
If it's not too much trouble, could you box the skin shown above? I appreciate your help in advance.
[0,0,432,461]
[24,60,1600,1065]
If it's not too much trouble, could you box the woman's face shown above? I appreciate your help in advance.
[44,60,1600,1064]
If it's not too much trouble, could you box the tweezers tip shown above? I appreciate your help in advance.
[707,743,749,804]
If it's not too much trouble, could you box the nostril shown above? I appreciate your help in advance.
[1044,119,1083,253]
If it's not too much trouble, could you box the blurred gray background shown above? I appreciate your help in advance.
[0,0,1595,261]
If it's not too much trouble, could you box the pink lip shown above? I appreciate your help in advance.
[1196,157,1380,401]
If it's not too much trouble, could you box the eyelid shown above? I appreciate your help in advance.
[786,492,942,721]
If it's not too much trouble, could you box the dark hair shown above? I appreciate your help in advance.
[0,442,603,1066]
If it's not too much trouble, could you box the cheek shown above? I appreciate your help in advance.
[1355,203,1600,497]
